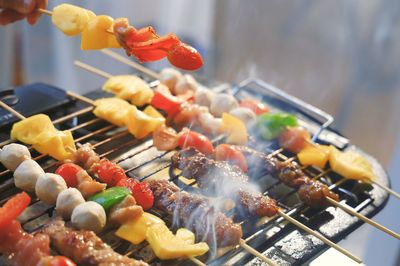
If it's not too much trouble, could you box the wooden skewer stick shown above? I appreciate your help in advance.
[239,239,277,266]
[67,91,96,106]
[74,60,113,79]
[325,197,400,240]
[101,49,160,79]
[277,210,362,263]
[369,179,400,200]
[38,8,53,16]
[0,101,26,120]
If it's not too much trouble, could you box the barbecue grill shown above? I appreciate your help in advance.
[0,76,390,265]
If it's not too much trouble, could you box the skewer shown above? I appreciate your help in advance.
[325,197,400,240]
[0,100,26,120]
[38,8,52,16]
[239,239,277,266]
[74,61,363,262]
[277,210,362,263]
[275,150,400,240]
[369,179,400,200]
[74,60,113,79]
[101,49,160,79]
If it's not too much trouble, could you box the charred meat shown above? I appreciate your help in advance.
[41,219,148,266]
[149,179,243,247]
[171,148,279,218]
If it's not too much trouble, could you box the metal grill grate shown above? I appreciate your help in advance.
[0,80,390,265]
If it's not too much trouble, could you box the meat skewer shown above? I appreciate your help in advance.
[41,219,148,266]
[234,145,400,240]
[171,148,362,263]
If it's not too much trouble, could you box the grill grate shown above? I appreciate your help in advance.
[0,80,389,265]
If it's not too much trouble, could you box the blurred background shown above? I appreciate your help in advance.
[0,0,399,264]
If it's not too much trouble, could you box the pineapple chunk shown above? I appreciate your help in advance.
[176,228,195,244]
[115,212,164,245]
[52,4,93,36]
[220,113,248,145]
[143,106,164,119]
[93,98,131,126]
[329,146,376,181]
[125,106,165,139]
[81,15,121,50]
[146,223,209,260]
[297,144,330,169]
[102,75,152,106]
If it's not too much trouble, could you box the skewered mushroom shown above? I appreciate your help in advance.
[35,173,67,205]
[194,87,214,107]
[56,188,85,219]
[14,159,44,192]
[0,143,31,171]
[71,201,106,233]
[174,74,198,95]
[229,107,257,125]
[159,68,182,90]
[210,93,239,117]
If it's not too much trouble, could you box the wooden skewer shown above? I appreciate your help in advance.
[67,91,96,106]
[325,197,400,240]
[0,101,26,120]
[101,49,160,79]
[277,210,362,263]
[239,239,277,266]
[74,60,113,79]
[369,179,400,200]
[38,8,53,16]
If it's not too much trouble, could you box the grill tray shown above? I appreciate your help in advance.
[0,80,390,266]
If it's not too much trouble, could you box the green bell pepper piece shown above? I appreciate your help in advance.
[88,187,131,211]
[256,113,298,140]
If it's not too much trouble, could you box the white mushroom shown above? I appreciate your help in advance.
[56,188,85,219]
[71,201,106,233]
[174,74,198,95]
[14,159,44,192]
[209,93,239,117]
[159,68,182,90]
[229,107,257,125]
[0,143,31,171]
[195,87,215,107]
[198,112,223,135]
[35,173,67,205]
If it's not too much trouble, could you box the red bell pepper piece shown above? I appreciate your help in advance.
[116,178,154,210]
[177,130,214,155]
[167,43,204,71]
[0,192,30,229]
[55,163,82,188]
[151,87,183,117]
[215,144,248,172]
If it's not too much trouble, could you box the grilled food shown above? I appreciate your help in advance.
[0,143,30,171]
[14,159,44,192]
[41,219,148,266]
[149,179,243,247]
[171,148,278,218]
[234,146,340,207]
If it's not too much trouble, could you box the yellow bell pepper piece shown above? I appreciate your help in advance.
[93,98,131,126]
[11,114,76,161]
[143,106,164,119]
[175,228,195,244]
[125,106,165,139]
[220,113,248,145]
[102,75,153,106]
[52,4,94,36]
[329,146,376,181]
[81,15,121,50]
[298,144,330,169]
[146,223,209,260]
[11,114,55,144]
[115,212,164,245]
[33,130,76,161]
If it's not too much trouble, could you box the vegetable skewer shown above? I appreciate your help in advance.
[0,107,208,265]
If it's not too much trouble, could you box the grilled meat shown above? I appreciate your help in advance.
[171,148,279,218]
[41,219,148,266]
[234,146,340,207]
[149,179,243,247]
[298,180,339,207]
[72,143,100,173]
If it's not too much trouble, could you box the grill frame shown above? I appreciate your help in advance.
[0,80,390,266]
